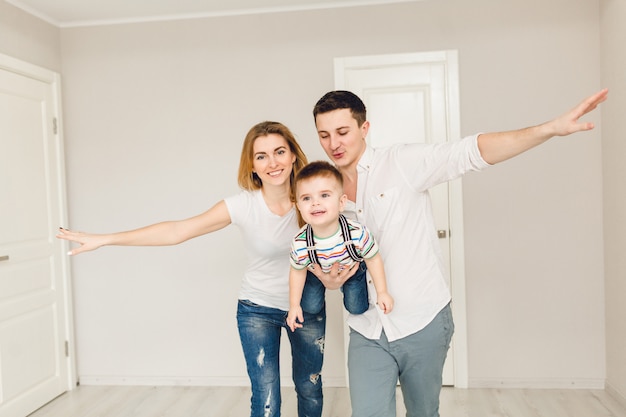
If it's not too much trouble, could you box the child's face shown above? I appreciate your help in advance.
[296,175,347,230]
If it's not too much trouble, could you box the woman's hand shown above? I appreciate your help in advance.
[56,227,107,255]
[309,262,358,290]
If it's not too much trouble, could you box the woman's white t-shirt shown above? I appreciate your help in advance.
[224,190,298,311]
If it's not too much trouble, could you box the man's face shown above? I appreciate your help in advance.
[315,108,369,171]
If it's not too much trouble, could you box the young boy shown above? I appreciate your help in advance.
[286,161,393,332]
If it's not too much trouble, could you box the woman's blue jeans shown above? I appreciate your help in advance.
[301,262,368,315]
[237,289,326,417]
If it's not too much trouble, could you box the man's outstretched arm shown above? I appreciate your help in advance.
[477,88,608,165]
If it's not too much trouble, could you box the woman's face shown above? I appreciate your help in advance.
[251,133,296,187]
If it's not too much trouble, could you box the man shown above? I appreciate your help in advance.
[311,88,608,417]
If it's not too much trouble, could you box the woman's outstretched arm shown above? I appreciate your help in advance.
[57,200,231,255]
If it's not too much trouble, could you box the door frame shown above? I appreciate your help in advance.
[334,50,469,388]
[0,52,77,389]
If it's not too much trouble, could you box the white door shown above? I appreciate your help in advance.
[0,54,74,417]
[335,50,468,387]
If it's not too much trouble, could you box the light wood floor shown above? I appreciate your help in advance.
[28,385,626,417]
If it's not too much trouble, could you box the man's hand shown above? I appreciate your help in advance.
[309,262,358,290]
[550,88,608,137]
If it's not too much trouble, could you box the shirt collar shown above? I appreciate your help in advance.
[357,144,373,172]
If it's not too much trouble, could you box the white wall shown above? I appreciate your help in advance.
[601,0,626,405]
[0,1,60,71]
[58,0,608,388]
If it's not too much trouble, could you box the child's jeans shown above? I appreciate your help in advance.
[301,262,369,315]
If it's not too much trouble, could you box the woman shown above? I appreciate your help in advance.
[58,121,340,417]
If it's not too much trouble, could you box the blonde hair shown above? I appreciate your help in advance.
[237,121,308,202]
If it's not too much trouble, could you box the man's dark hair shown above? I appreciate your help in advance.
[313,90,367,127]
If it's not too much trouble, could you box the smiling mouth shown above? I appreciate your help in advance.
[311,210,326,216]
[267,169,283,177]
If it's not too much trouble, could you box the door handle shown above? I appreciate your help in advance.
[437,230,447,239]
[0,255,9,262]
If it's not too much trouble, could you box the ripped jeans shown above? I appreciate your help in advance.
[237,295,326,417]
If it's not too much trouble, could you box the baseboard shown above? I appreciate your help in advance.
[468,378,605,390]
[78,375,347,388]
[78,376,249,386]
[606,381,626,408]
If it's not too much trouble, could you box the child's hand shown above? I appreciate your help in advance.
[376,292,394,314]
[286,307,304,332]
